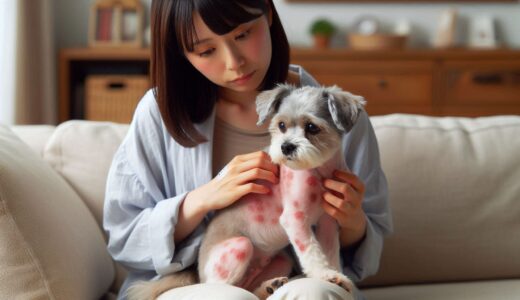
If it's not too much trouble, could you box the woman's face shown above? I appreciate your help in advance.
[184,12,272,93]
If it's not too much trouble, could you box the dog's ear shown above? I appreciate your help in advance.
[324,85,366,132]
[256,84,294,126]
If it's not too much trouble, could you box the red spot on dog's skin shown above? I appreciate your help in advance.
[255,215,265,223]
[295,239,307,252]
[310,193,318,203]
[306,176,318,186]
[276,206,283,214]
[235,251,247,261]
[294,211,305,221]
[221,253,228,263]
[282,169,294,185]
[271,218,279,225]
[248,199,264,212]
[292,200,300,208]
[215,264,230,279]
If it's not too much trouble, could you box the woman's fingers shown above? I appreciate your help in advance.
[332,170,365,194]
[231,154,279,177]
[236,167,278,185]
[235,182,271,197]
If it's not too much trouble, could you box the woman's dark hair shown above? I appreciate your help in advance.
[151,0,290,147]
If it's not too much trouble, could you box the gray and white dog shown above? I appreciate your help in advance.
[128,84,366,300]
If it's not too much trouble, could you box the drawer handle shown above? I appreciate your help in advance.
[378,79,388,89]
[108,82,126,89]
[472,73,503,85]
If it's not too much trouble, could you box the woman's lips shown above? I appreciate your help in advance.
[231,71,256,85]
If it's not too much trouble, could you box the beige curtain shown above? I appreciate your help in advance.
[15,0,56,124]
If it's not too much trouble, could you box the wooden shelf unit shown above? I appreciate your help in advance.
[291,47,520,117]
[58,47,520,122]
[58,47,150,122]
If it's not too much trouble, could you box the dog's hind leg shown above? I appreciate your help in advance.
[201,236,254,285]
[250,252,293,300]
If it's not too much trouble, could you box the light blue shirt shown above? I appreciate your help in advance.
[103,65,393,300]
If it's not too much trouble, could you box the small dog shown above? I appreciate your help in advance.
[128,84,366,300]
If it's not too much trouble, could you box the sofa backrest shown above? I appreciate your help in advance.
[15,115,520,290]
[362,114,520,287]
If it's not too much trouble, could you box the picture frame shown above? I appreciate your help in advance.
[89,0,144,48]
[468,16,498,49]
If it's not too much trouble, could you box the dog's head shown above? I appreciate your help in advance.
[256,84,366,170]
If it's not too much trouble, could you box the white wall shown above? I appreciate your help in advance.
[54,0,520,50]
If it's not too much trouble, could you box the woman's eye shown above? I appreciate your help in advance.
[236,29,251,40]
[305,123,320,135]
[199,48,215,57]
[278,121,286,132]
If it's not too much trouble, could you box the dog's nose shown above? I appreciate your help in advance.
[281,142,297,156]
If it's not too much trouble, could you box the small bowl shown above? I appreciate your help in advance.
[348,33,408,50]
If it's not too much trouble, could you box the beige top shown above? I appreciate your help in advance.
[212,117,271,176]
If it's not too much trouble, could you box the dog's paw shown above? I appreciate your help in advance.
[321,270,354,293]
[254,277,289,299]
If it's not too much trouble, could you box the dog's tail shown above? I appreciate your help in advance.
[126,269,198,300]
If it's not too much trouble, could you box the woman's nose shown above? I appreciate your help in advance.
[224,45,245,71]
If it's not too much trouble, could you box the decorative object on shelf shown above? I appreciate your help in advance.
[88,0,144,48]
[433,9,458,48]
[309,18,336,49]
[144,25,151,47]
[468,16,498,49]
[348,16,407,50]
[352,16,380,36]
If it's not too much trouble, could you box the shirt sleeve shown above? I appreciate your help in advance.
[295,64,393,281]
[102,91,205,276]
[341,110,393,282]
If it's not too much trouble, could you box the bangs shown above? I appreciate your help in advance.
[175,0,268,52]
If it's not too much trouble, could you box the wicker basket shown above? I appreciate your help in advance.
[85,75,150,123]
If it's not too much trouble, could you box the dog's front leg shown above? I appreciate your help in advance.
[316,213,341,271]
[280,211,354,293]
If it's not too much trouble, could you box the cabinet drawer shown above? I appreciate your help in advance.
[316,73,432,105]
[295,61,434,107]
[442,61,520,105]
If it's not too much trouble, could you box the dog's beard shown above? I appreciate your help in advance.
[269,137,335,170]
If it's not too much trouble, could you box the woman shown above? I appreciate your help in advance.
[103,1,392,299]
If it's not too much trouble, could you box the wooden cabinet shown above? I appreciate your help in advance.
[440,60,520,116]
[58,48,150,122]
[291,48,520,117]
[58,48,520,122]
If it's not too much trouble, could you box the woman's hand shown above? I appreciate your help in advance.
[193,151,279,212]
[175,151,278,242]
[322,169,367,248]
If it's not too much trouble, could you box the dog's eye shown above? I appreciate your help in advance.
[305,123,321,135]
[278,121,286,132]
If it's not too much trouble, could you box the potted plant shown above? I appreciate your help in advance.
[309,19,336,49]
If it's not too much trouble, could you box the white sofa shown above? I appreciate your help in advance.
[1,114,519,300]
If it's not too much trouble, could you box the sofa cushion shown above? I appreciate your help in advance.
[43,120,128,228]
[10,125,55,157]
[363,279,520,300]
[42,120,129,293]
[362,114,520,286]
[0,124,114,299]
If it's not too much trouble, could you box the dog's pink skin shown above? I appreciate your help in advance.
[201,153,353,293]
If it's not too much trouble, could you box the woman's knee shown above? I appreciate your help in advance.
[268,278,354,300]
[156,282,258,300]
